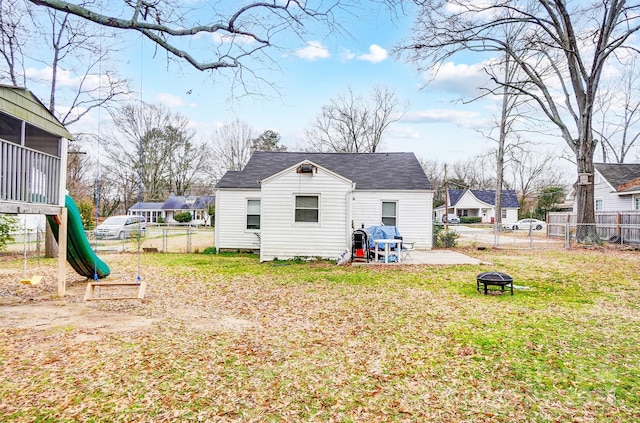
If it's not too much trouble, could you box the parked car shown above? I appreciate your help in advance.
[441,214,461,224]
[96,215,147,240]
[502,218,546,231]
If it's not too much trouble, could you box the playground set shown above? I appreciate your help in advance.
[0,85,145,301]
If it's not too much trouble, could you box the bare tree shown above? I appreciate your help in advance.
[398,0,640,242]
[479,19,534,229]
[304,85,407,153]
[31,8,131,125]
[507,149,567,217]
[593,56,640,163]
[0,0,28,86]
[449,155,497,190]
[104,102,192,203]
[65,135,94,200]
[210,118,255,180]
[98,165,137,216]
[419,158,446,207]
[164,126,208,196]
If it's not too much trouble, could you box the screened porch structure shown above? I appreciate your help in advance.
[0,85,70,215]
[0,85,71,295]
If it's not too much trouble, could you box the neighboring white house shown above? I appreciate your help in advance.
[215,151,434,261]
[128,195,215,225]
[593,163,640,212]
[434,189,520,224]
[127,201,164,223]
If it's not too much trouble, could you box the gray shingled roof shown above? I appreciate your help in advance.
[215,151,431,190]
[193,195,215,209]
[449,189,519,208]
[595,163,640,191]
[128,201,164,211]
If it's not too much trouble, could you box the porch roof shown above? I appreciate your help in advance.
[0,85,72,140]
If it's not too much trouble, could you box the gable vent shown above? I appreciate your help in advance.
[297,164,316,174]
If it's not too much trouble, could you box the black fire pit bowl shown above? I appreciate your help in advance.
[476,271,514,295]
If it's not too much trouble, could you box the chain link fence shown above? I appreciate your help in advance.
[466,222,640,250]
[5,228,47,255]
[4,225,216,256]
[7,221,639,256]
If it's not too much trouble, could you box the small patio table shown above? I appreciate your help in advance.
[374,239,401,264]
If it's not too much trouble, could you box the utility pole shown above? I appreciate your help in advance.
[444,164,449,230]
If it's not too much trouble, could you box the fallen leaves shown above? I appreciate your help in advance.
[0,249,639,421]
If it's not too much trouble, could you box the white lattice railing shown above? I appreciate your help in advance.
[1,138,61,205]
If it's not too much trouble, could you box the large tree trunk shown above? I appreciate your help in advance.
[575,130,599,244]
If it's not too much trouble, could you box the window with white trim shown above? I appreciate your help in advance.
[595,198,603,211]
[246,199,261,229]
[382,201,397,226]
[295,195,319,223]
[634,196,640,211]
[501,209,507,219]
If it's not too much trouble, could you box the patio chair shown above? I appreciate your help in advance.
[400,241,415,261]
[394,236,415,261]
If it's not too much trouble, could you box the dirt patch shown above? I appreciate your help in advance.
[0,302,156,335]
[0,255,254,340]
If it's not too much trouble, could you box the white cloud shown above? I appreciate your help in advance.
[357,44,388,64]
[402,108,487,128]
[24,66,130,98]
[426,60,495,97]
[156,92,197,108]
[25,66,110,92]
[294,41,330,60]
[339,48,356,61]
[388,125,421,139]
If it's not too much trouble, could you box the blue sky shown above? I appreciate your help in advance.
[92,4,505,164]
[21,2,567,165]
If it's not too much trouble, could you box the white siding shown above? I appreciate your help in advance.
[455,191,491,209]
[595,171,632,211]
[260,168,353,261]
[504,209,519,223]
[352,190,433,250]
[214,189,262,251]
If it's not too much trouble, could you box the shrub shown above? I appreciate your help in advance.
[434,227,459,248]
[0,214,18,250]
[460,216,482,224]
[75,198,96,230]
[157,217,165,224]
[202,247,217,254]
[174,211,193,223]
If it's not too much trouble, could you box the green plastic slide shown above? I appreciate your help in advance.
[47,195,110,279]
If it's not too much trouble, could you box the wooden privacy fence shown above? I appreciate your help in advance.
[548,211,640,244]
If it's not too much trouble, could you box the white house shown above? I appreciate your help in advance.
[593,163,640,212]
[434,189,520,224]
[215,151,434,261]
[129,195,215,225]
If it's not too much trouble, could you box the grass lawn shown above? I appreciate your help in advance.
[1,247,639,422]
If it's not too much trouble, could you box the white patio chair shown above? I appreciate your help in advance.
[401,241,415,261]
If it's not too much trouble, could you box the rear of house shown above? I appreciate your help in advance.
[215,151,433,261]
[593,163,640,212]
